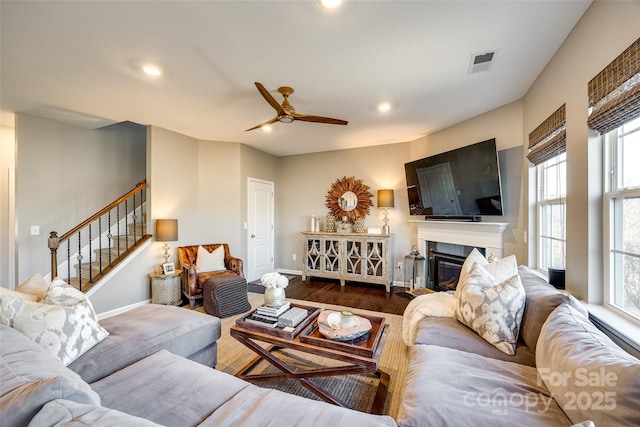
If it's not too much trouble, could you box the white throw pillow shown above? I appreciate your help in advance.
[484,254,518,282]
[454,249,518,300]
[0,279,109,365]
[455,262,526,356]
[15,273,49,300]
[0,286,38,302]
[196,245,226,272]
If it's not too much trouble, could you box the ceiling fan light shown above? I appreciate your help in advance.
[318,0,343,9]
[278,115,294,124]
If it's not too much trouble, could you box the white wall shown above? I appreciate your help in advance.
[0,125,16,287]
[14,115,146,284]
[522,1,640,302]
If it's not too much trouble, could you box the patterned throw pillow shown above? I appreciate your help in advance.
[455,262,525,355]
[0,279,108,365]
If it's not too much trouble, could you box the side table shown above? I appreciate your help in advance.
[150,270,183,305]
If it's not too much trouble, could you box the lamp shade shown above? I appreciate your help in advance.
[155,219,178,242]
[377,189,395,208]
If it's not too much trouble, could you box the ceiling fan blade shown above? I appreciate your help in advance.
[245,117,278,132]
[255,82,287,116]
[293,113,348,126]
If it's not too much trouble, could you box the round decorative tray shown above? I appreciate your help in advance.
[317,310,372,342]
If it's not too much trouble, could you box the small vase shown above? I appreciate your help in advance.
[264,287,286,307]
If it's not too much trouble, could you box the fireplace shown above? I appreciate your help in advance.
[428,244,483,291]
[411,220,508,291]
[431,251,466,291]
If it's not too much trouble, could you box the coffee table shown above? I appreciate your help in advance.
[230,303,390,414]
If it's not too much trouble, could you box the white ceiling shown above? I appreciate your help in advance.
[1,1,591,157]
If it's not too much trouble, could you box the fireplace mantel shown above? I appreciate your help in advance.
[410,220,509,259]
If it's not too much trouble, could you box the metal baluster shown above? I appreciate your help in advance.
[125,200,129,251]
[107,210,112,266]
[132,192,137,242]
[88,224,93,283]
[67,239,71,284]
[77,231,83,291]
[98,218,102,275]
[117,204,121,257]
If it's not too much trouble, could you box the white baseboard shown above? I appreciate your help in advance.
[276,268,302,276]
[97,299,150,320]
[275,268,404,289]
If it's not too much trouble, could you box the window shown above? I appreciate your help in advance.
[604,116,640,320]
[536,153,566,271]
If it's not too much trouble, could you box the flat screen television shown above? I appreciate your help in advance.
[404,138,503,220]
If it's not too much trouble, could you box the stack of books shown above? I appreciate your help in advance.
[243,302,291,328]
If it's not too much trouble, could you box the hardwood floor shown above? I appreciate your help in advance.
[272,276,411,316]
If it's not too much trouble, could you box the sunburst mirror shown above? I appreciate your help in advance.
[326,176,373,222]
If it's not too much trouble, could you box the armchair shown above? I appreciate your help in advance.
[177,244,244,309]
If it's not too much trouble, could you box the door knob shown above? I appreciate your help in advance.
[251,234,255,238]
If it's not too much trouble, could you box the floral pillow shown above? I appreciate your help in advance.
[455,262,525,355]
[0,278,108,365]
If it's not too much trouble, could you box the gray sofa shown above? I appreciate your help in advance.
[1,303,396,426]
[396,266,640,427]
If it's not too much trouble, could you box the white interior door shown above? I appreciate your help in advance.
[247,178,274,282]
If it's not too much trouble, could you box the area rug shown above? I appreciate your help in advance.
[206,292,408,418]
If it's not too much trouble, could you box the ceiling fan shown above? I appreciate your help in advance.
[246,82,348,131]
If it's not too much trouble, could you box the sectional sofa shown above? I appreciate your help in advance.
[1,302,396,426]
[397,265,640,426]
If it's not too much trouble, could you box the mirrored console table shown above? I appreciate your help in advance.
[301,232,394,292]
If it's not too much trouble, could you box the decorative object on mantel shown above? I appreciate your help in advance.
[155,219,178,267]
[377,189,394,234]
[325,176,374,224]
[353,217,366,233]
[260,272,289,307]
[325,214,336,232]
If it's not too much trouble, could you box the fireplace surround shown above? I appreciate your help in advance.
[410,220,509,290]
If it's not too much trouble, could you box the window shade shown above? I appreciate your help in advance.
[527,104,566,165]
[587,37,640,134]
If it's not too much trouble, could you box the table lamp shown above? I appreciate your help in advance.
[378,189,394,234]
[155,219,178,263]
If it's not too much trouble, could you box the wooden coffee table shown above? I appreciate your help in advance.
[230,303,390,414]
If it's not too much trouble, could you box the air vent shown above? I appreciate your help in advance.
[469,51,496,74]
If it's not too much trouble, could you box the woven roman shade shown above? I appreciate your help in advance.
[587,37,640,134]
[527,104,566,165]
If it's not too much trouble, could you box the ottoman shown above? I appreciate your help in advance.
[203,274,251,318]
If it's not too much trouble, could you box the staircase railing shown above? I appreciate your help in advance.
[48,179,151,292]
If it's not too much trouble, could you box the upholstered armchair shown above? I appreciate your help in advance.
[177,244,244,309]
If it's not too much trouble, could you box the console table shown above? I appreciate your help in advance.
[301,232,394,292]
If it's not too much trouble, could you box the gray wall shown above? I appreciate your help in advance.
[521,1,640,302]
[14,114,146,284]
[276,142,413,284]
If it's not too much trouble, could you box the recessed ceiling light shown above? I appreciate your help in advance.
[318,0,343,9]
[378,102,391,112]
[142,64,162,77]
